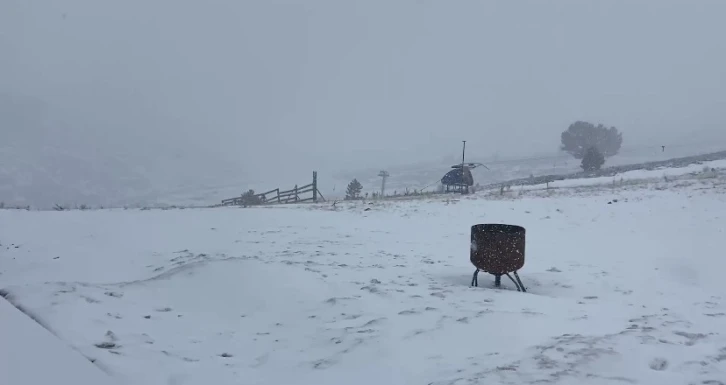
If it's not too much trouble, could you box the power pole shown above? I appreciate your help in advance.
[378,170,390,197]
[461,140,467,194]
[462,140,466,166]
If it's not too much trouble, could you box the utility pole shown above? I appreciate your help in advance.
[378,170,390,197]
[462,140,466,166]
[461,140,467,194]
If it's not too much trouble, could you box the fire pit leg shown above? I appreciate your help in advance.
[513,271,527,293]
[505,273,522,292]
[471,269,480,287]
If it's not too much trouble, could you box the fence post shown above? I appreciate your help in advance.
[276,189,281,203]
[313,171,318,203]
[294,185,298,202]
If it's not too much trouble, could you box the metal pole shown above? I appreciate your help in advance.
[461,140,466,194]
[462,140,466,166]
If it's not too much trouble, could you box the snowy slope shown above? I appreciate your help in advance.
[0,297,114,385]
[1,173,726,384]
[333,143,726,199]
[3,92,725,209]
[519,159,726,191]
[0,93,253,209]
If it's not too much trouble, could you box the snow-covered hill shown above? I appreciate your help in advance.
[0,94,254,209]
[2,165,726,384]
[333,141,726,199]
[3,92,725,208]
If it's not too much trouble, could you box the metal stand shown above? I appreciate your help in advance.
[513,271,526,293]
[504,273,521,292]
[471,269,526,292]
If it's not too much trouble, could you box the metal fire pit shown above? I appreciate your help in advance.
[470,224,527,292]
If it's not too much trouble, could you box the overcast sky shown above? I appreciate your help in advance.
[3,0,726,188]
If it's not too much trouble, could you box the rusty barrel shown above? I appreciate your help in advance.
[470,224,525,275]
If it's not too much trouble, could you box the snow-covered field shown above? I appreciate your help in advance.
[0,295,113,385]
[336,144,726,200]
[2,171,726,385]
[518,159,726,192]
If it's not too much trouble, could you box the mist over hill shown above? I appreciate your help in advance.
[3,1,726,207]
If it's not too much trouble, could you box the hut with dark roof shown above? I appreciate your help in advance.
[441,165,474,193]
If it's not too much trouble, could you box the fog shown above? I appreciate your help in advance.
[3,0,726,207]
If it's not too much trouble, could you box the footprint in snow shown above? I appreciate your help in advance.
[325,297,353,305]
[673,331,709,346]
[81,295,101,304]
[649,358,668,371]
[95,342,117,349]
[312,359,335,370]
[359,318,386,328]
[141,334,154,344]
[479,298,494,303]
[360,286,381,293]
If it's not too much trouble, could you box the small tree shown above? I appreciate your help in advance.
[561,121,623,159]
[345,179,363,200]
[240,189,263,206]
[581,146,605,172]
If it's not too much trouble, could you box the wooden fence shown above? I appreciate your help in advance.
[221,171,325,206]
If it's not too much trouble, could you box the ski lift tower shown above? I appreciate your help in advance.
[378,170,390,197]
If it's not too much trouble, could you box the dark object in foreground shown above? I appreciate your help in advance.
[470,224,527,292]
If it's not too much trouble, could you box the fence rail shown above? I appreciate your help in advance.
[221,171,325,207]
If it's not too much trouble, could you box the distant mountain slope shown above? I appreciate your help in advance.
[4,93,725,208]
[331,141,726,198]
[1,93,247,208]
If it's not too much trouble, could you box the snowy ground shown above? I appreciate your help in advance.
[0,296,114,385]
[516,159,726,192]
[2,172,726,385]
